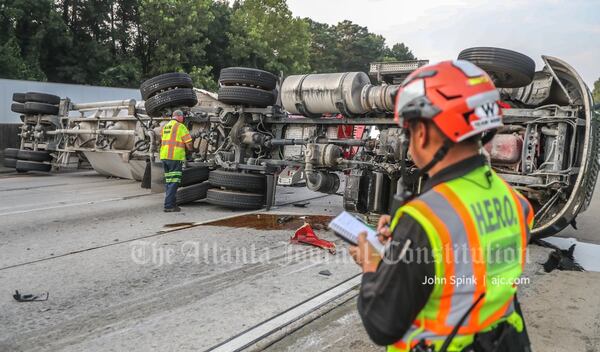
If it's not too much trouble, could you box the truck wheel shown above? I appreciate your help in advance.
[209,169,266,192]
[219,67,277,90]
[176,181,210,205]
[17,150,53,162]
[15,160,51,173]
[11,103,26,114]
[206,188,264,210]
[25,92,61,105]
[140,72,194,100]
[217,86,276,107]
[3,158,17,168]
[24,102,59,115]
[13,93,26,103]
[144,88,198,117]
[458,47,535,88]
[181,166,210,187]
[4,148,19,159]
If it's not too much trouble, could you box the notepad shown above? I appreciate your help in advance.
[328,211,386,255]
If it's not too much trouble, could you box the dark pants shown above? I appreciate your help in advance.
[163,159,183,209]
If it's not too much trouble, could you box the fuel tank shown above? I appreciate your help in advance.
[281,72,398,116]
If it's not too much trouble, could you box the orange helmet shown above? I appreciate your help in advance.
[394,60,502,143]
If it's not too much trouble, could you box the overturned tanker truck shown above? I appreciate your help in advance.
[5,47,598,238]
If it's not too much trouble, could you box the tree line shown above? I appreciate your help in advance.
[0,0,416,90]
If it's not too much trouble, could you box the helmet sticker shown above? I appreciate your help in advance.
[472,101,502,130]
[452,60,487,78]
[466,90,500,109]
[395,79,425,115]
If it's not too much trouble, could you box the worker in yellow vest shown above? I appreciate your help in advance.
[350,61,533,352]
[160,110,193,212]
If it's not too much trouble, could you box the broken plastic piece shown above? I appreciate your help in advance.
[13,290,49,302]
[319,270,332,276]
[542,244,584,273]
[290,224,336,254]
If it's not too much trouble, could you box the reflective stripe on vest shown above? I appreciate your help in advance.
[387,166,531,352]
[160,120,188,161]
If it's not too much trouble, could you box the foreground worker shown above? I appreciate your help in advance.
[160,110,193,212]
[350,60,534,351]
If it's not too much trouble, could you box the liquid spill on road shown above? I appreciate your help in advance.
[201,214,333,231]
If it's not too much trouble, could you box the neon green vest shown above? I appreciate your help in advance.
[160,120,190,161]
[388,165,533,352]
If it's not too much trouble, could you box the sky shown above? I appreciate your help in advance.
[287,0,599,88]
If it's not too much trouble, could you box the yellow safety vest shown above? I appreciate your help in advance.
[388,166,533,352]
[160,120,192,161]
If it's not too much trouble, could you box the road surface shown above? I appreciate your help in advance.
[0,170,599,351]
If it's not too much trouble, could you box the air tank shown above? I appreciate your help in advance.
[281,72,398,117]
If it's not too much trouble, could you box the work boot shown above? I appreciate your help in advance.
[163,206,181,213]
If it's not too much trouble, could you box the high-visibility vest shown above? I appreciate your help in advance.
[388,165,533,352]
[160,120,192,161]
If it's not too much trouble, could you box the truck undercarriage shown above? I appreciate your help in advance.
[7,47,599,239]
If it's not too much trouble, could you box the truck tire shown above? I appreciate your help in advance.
[176,181,210,205]
[181,166,210,187]
[11,103,26,114]
[219,67,277,90]
[217,86,276,107]
[209,169,266,192]
[458,47,535,88]
[3,158,16,168]
[25,92,61,105]
[206,188,264,210]
[140,72,194,100]
[15,160,51,172]
[17,149,52,162]
[145,88,198,117]
[4,148,19,158]
[13,93,26,103]
[24,102,59,115]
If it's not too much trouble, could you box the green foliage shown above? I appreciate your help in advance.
[306,19,415,74]
[227,0,310,75]
[0,0,417,89]
[137,0,214,78]
[305,19,339,73]
[189,65,218,91]
[593,78,600,105]
[383,43,416,62]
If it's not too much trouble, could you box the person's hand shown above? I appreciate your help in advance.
[377,215,392,245]
[349,232,382,273]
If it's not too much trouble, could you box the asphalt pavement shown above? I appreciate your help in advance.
[0,170,599,351]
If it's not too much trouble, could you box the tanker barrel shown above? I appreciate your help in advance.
[281,72,399,117]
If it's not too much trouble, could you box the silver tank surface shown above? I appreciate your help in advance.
[281,72,370,116]
[281,72,398,116]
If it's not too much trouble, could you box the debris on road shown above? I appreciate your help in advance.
[293,202,310,208]
[290,224,336,254]
[319,270,332,277]
[13,290,49,302]
[543,244,585,273]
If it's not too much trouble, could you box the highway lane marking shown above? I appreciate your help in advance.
[0,193,152,217]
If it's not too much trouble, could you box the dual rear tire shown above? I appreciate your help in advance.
[11,92,61,115]
[217,67,278,108]
[140,72,198,117]
[206,169,266,210]
[3,148,52,172]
